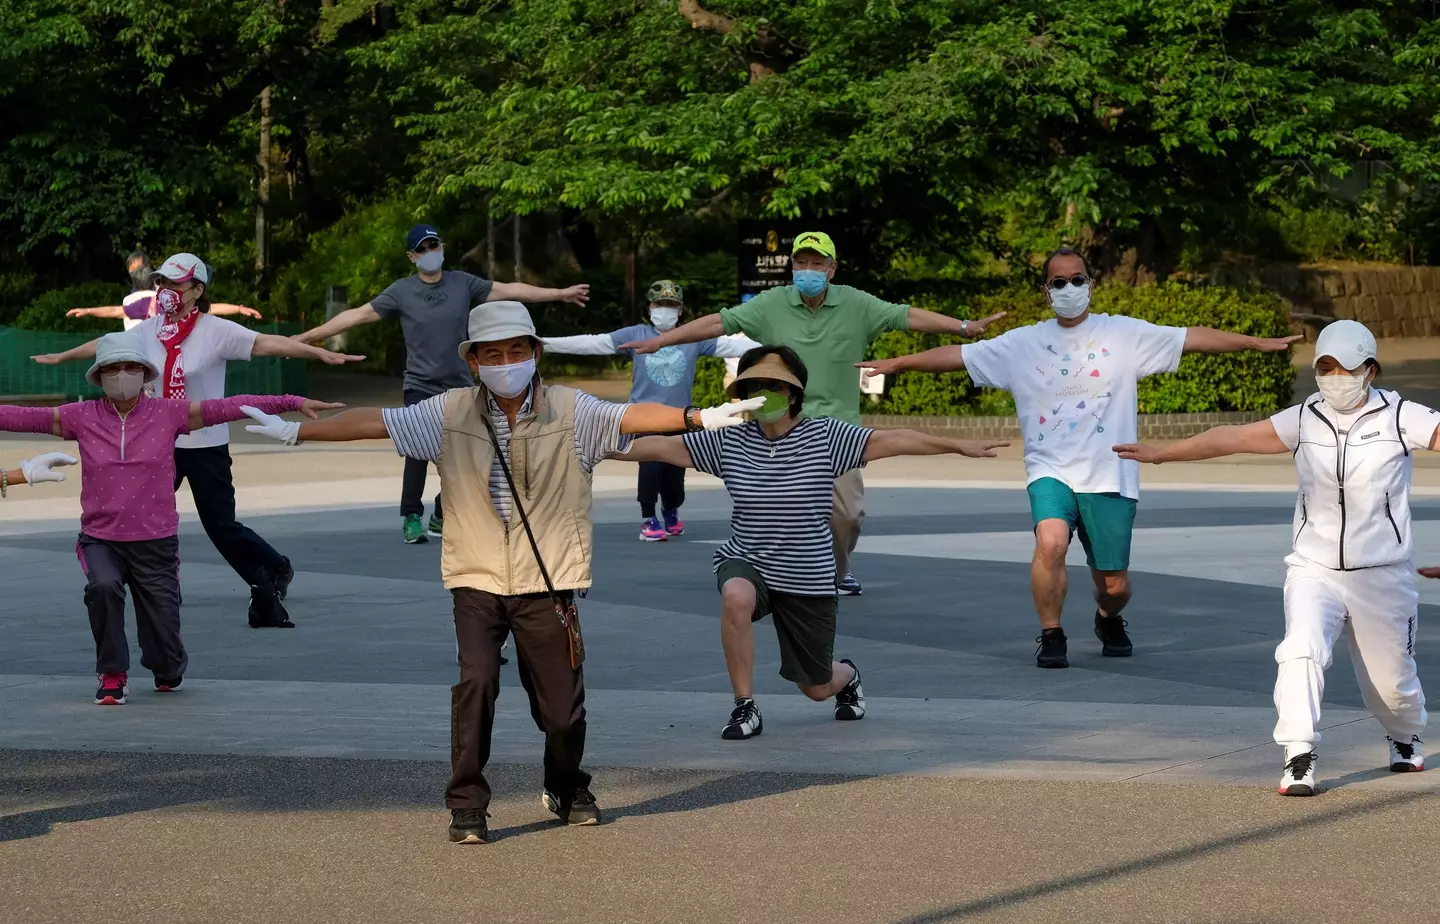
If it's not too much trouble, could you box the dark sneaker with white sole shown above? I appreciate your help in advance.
[722,697,763,739]
[1035,628,1068,668]
[153,675,183,693]
[1389,735,1425,772]
[838,572,863,596]
[1279,750,1317,796]
[1094,611,1133,657]
[834,659,866,720]
[448,808,489,843]
[248,584,294,628]
[273,557,295,602]
[542,788,601,826]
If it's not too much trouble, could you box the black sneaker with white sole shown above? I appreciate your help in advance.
[542,787,602,826]
[722,697,763,739]
[1094,611,1133,657]
[834,659,866,720]
[448,808,489,843]
[1035,628,1068,668]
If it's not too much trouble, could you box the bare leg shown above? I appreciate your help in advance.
[720,578,757,699]
[1091,569,1133,618]
[796,661,856,701]
[1031,519,1071,630]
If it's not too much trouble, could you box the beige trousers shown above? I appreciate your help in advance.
[831,469,866,581]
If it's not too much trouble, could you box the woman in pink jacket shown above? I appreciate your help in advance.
[0,332,339,705]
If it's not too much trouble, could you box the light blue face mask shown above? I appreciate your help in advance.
[793,269,828,298]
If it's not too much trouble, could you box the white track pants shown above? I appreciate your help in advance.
[1274,554,1427,750]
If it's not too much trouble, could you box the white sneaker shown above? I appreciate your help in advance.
[1279,750,1317,796]
[1388,735,1425,772]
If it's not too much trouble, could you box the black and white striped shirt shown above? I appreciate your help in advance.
[685,418,872,596]
[383,387,630,522]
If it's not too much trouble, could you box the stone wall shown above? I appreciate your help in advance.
[861,411,1271,441]
[1211,264,1440,339]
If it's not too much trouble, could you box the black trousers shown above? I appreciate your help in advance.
[401,388,442,519]
[174,445,287,588]
[447,588,590,811]
[77,534,186,678]
[637,462,686,518]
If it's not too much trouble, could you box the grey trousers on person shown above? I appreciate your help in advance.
[76,534,187,678]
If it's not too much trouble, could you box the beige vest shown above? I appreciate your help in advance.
[437,384,594,595]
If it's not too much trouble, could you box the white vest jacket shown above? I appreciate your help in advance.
[1291,388,1417,570]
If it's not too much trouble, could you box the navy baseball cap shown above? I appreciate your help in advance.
[405,224,442,251]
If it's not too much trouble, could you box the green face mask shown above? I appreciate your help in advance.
[751,389,790,424]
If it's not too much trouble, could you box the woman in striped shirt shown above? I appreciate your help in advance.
[616,346,1008,740]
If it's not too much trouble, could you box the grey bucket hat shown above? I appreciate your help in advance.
[456,301,538,358]
[85,332,160,388]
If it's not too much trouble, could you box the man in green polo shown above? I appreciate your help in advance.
[621,231,1004,595]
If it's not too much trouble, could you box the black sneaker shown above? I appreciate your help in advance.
[722,697,763,739]
[1094,611,1133,657]
[448,808,489,843]
[248,584,295,629]
[153,674,183,693]
[1035,628,1068,668]
[834,659,866,720]
[541,788,602,826]
[273,557,295,602]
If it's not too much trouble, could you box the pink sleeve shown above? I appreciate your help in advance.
[0,404,61,436]
[199,394,305,428]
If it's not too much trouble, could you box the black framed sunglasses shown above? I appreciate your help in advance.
[1047,274,1090,290]
[412,239,443,254]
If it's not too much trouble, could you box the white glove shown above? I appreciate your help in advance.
[241,405,302,445]
[699,397,765,430]
[20,452,78,484]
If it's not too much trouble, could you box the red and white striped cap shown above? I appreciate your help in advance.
[150,252,210,286]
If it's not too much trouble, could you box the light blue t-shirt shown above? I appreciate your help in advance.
[610,324,718,408]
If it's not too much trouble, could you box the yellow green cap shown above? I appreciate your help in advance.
[792,231,836,260]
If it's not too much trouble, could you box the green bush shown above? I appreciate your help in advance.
[13,282,132,333]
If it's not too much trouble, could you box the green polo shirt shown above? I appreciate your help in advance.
[719,284,909,424]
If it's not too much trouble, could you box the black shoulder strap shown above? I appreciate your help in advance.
[1398,396,1410,456]
[479,411,562,604]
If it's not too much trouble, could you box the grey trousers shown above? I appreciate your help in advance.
[77,534,186,678]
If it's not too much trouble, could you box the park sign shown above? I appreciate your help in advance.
[738,220,800,303]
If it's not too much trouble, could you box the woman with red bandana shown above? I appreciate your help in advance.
[32,252,364,628]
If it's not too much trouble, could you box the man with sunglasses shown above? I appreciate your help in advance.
[859,248,1300,668]
[293,224,592,545]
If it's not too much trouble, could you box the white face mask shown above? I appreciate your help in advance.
[649,307,679,332]
[101,369,145,403]
[476,358,536,398]
[1048,282,1091,319]
[415,249,444,274]
[1316,371,1371,410]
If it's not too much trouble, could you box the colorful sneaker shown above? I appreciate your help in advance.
[427,514,444,539]
[403,514,429,544]
[153,674,183,693]
[94,673,128,706]
[838,572,863,596]
[1389,735,1425,772]
[834,659,866,720]
[1279,750,1317,796]
[639,517,668,542]
[663,509,685,537]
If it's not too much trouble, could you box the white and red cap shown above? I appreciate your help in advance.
[150,252,210,286]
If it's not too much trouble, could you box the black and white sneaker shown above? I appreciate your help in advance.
[838,572,863,596]
[1035,628,1068,668]
[834,659,866,720]
[1279,750,1317,796]
[1388,735,1425,772]
[542,787,602,826]
[722,697,763,739]
[448,808,489,844]
[1094,611,1132,657]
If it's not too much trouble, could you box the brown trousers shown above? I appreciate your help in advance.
[447,588,590,811]
[831,469,866,581]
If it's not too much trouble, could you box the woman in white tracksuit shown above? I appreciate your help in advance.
[1115,319,1436,796]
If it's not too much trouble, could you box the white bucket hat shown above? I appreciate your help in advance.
[86,332,160,387]
[1313,319,1379,372]
[456,301,537,358]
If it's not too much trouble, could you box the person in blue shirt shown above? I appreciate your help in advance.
[544,280,759,541]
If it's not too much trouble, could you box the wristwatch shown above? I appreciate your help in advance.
[961,319,970,335]
[683,405,704,432]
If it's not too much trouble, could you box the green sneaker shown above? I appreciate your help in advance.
[427,514,444,539]
[403,514,429,544]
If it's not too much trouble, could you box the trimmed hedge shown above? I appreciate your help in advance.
[693,282,1296,416]
[13,282,132,334]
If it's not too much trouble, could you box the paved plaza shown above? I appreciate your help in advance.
[4,432,1440,922]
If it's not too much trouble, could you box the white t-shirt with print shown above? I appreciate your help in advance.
[962,313,1187,498]
[131,313,260,449]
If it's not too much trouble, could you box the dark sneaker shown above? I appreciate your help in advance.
[834,659,866,720]
[542,788,602,826]
[427,514,444,539]
[722,697,763,739]
[94,672,128,705]
[448,808,489,844]
[663,509,685,537]
[1035,628,1068,668]
[153,674,183,693]
[248,584,295,629]
[273,557,294,602]
[403,514,429,544]
[1279,751,1317,796]
[1094,611,1133,657]
[838,571,863,596]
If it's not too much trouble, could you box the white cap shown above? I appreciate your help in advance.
[1312,319,1378,372]
[86,332,160,387]
[457,301,537,358]
[150,252,210,286]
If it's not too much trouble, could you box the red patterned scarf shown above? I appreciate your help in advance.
[157,302,201,399]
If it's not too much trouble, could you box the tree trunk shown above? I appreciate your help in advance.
[256,84,272,300]
[513,214,522,281]
[487,210,496,277]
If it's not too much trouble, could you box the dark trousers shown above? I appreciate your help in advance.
[401,388,442,519]
[77,534,186,678]
[637,462,686,518]
[174,445,287,588]
[447,588,590,811]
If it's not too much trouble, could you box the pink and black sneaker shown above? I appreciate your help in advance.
[639,517,668,542]
[663,509,685,537]
[94,673,128,706]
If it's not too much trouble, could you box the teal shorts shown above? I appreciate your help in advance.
[1026,477,1138,572]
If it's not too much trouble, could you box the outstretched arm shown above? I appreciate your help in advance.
[65,306,127,319]
[542,334,618,356]
[489,281,590,307]
[7,452,79,489]
[863,430,1008,462]
[0,405,63,439]
[1183,328,1302,354]
[906,309,1006,339]
[210,302,263,319]
[1114,420,1289,464]
[293,304,382,344]
[252,333,365,365]
[609,435,695,467]
[857,345,967,378]
[617,314,725,354]
[32,337,102,365]
[618,397,762,435]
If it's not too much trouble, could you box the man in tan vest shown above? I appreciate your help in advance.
[240,301,760,844]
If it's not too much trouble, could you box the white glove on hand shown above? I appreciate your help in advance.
[241,406,302,445]
[699,397,765,430]
[20,452,78,484]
